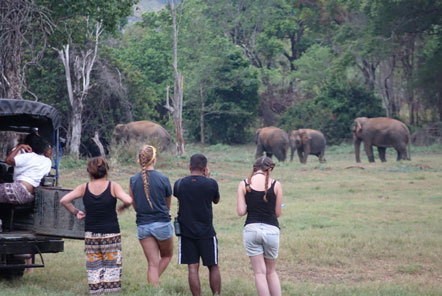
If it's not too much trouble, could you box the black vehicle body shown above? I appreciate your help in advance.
[0,98,84,278]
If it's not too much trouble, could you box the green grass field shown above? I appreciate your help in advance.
[1,143,442,295]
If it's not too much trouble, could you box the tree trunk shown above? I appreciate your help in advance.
[69,104,82,157]
[0,0,53,99]
[91,131,106,157]
[165,0,185,156]
[357,58,377,91]
[200,84,205,145]
[400,34,416,125]
[56,22,102,158]
[378,55,399,118]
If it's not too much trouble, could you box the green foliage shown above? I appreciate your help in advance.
[19,0,442,149]
[293,44,335,96]
[106,10,173,125]
[280,83,385,144]
[185,49,260,144]
[415,32,442,121]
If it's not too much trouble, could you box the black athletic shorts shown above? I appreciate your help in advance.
[178,236,218,266]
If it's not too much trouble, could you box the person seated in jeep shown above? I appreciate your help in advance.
[0,133,52,204]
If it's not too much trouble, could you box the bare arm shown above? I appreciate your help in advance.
[165,195,172,210]
[274,181,283,218]
[5,144,32,166]
[213,195,220,204]
[112,182,133,207]
[237,181,247,216]
[60,183,86,220]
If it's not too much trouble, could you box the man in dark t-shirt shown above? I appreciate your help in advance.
[173,154,221,296]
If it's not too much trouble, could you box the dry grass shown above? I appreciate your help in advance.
[1,143,442,295]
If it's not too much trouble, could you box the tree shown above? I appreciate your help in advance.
[0,0,53,99]
[55,21,103,158]
[280,83,385,144]
[42,0,136,157]
[164,0,185,155]
[415,33,442,121]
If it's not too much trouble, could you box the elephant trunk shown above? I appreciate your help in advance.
[290,146,295,161]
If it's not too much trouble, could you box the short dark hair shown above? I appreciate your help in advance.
[24,132,49,155]
[190,154,207,172]
[87,157,109,179]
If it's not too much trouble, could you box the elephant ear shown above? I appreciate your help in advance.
[255,128,261,144]
[355,120,362,134]
[300,131,311,144]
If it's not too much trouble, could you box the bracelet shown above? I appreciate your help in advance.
[73,208,79,215]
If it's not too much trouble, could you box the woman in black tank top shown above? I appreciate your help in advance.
[237,156,283,296]
[60,157,132,294]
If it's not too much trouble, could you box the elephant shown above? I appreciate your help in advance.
[255,126,289,162]
[112,120,173,151]
[289,129,326,164]
[352,117,411,163]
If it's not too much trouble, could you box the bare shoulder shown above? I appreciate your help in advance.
[273,179,282,190]
[75,183,87,193]
[238,179,246,190]
[112,181,125,190]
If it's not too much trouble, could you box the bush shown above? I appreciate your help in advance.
[280,83,385,144]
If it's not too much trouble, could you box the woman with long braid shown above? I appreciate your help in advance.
[237,156,283,296]
[129,145,173,286]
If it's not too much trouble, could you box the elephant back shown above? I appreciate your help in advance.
[258,127,288,146]
[112,120,173,151]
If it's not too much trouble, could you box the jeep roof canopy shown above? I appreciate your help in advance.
[0,98,61,142]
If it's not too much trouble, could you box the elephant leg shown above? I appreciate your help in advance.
[396,146,407,161]
[266,152,273,159]
[378,147,387,162]
[290,147,295,162]
[297,149,305,164]
[319,150,326,163]
[255,145,264,159]
[354,139,362,163]
[364,142,375,162]
[302,147,310,164]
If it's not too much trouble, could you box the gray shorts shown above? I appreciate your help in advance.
[243,223,280,259]
[137,221,173,241]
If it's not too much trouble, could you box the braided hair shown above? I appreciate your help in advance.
[138,145,157,208]
[246,156,275,202]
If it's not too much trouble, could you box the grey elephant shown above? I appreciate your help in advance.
[255,126,289,162]
[289,129,326,164]
[352,117,411,162]
[112,120,172,151]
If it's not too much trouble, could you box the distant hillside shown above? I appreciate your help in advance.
[134,0,167,15]
[127,0,167,25]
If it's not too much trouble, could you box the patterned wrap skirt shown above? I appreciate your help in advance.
[85,232,122,294]
[0,181,33,204]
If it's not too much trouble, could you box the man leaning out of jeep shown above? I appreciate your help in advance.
[0,133,52,204]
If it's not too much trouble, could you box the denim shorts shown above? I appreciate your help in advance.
[137,221,173,241]
[243,223,280,259]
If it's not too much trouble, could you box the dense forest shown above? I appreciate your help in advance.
[1,0,441,156]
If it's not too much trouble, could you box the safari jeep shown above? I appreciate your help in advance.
[0,98,84,278]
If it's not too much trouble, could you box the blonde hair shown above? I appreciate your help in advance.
[246,157,275,202]
[138,145,157,208]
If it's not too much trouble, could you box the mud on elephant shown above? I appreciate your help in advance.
[289,129,326,164]
[352,117,411,163]
[112,120,173,151]
[255,126,289,162]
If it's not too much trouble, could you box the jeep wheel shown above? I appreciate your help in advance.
[0,256,25,279]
